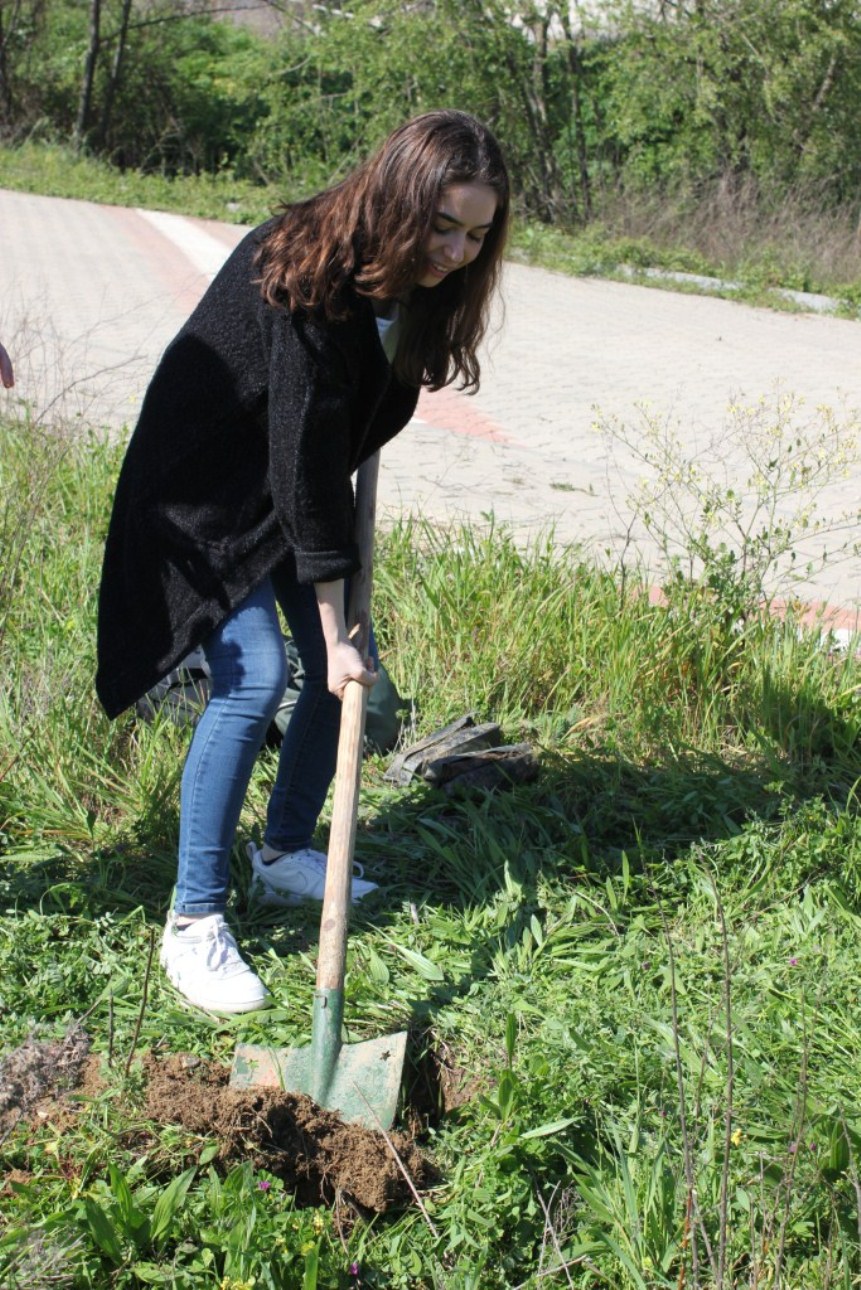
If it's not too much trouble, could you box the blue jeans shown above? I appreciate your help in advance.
[174,566,342,916]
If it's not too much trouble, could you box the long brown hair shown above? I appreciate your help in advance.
[256,110,510,391]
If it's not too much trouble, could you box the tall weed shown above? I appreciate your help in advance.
[591,175,861,302]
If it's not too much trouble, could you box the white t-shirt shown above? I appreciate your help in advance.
[375,306,401,363]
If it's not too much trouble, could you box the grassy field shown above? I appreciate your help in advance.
[0,409,859,1288]
[2,141,860,316]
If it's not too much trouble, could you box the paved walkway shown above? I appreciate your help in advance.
[2,188,859,615]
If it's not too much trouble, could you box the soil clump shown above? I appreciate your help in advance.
[142,1053,432,1212]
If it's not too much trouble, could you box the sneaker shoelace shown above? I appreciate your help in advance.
[268,849,366,878]
[203,921,243,974]
[311,855,368,880]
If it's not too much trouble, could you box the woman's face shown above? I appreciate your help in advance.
[416,182,498,288]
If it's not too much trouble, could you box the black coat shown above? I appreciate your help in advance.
[96,222,419,719]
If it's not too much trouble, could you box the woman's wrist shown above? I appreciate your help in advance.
[314,579,349,647]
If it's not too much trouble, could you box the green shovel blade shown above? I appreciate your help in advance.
[230,1029,408,1131]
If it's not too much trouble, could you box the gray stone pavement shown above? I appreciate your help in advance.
[2,187,859,615]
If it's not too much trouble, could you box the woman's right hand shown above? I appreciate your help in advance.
[327,639,377,700]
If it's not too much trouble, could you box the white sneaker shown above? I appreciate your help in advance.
[160,913,270,1013]
[247,842,379,906]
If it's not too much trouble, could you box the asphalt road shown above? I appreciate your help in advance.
[2,187,859,615]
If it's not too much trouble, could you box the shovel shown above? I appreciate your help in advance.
[230,452,407,1130]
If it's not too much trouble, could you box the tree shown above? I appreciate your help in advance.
[94,0,133,149]
[0,0,46,130]
[601,0,861,199]
[74,0,101,146]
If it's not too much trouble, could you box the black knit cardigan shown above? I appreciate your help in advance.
[96,221,419,719]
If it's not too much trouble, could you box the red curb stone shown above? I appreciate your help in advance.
[106,205,211,317]
[417,385,511,442]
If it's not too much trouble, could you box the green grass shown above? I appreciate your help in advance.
[3,141,859,313]
[0,142,275,226]
[508,222,860,318]
[1,415,860,1287]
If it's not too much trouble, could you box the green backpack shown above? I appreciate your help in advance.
[271,638,406,753]
[136,637,407,754]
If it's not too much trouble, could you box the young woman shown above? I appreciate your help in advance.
[96,109,510,1013]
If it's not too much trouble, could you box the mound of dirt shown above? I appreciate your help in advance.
[1,1037,435,1214]
[143,1053,433,1212]
[0,1027,91,1139]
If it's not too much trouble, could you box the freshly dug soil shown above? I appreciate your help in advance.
[1,1035,435,1214]
[143,1052,432,1212]
[0,1027,91,1139]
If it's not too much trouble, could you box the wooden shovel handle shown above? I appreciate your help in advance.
[347,454,379,659]
[316,453,380,992]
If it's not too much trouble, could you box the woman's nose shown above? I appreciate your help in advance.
[443,234,466,264]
